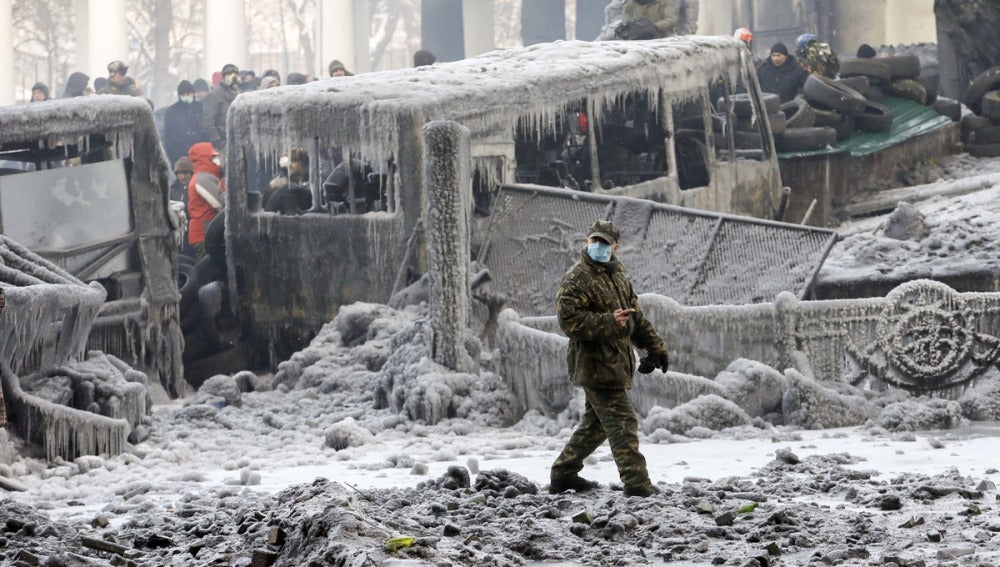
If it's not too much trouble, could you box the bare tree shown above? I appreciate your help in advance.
[12,0,75,100]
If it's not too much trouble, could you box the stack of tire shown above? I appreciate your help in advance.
[773,54,959,153]
[717,92,785,150]
[960,67,1000,158]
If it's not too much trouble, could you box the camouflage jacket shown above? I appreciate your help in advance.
[797,43,840,79]
[556,250,667,390]
[620,0,679,38]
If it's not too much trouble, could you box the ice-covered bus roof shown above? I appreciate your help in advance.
[230,36,749,161]
[0,96,156,144]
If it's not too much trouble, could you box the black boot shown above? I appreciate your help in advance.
[623,484,659,498]
[549,475,600,494]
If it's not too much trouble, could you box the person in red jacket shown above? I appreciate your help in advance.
[186,142,225,259]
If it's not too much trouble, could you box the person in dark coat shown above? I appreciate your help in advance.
[62,72,91,97]
[328,60,353,77]
[413,50,436,67]
[201,64,240,153]
[163,80,207,167]
[192,78,210,102]
[170,156,194,202]
[30,82,50,102]
[756,42,809,103]
[549,220,669,498]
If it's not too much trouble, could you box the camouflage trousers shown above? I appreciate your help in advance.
[550,387,652,492]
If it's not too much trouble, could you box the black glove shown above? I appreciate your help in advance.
[638,351,669,374]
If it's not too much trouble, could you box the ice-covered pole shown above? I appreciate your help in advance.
[423,121,471,371]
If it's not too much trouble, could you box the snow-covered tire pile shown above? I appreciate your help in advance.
[962,67,1000,158]
[772,52,955,152]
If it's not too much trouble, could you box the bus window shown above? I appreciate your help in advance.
[594,92,669,189]
[672,97,711,190]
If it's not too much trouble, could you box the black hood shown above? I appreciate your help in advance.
[62,72,90,97]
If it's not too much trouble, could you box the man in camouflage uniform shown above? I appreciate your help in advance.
[617,0,679,39]
[795,34,840,79]
[549,220,670,497]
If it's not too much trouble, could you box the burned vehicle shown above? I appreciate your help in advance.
[0,96,184,397]
[218,36,785,361]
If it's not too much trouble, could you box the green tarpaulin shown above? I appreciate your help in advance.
[777,95,953,159]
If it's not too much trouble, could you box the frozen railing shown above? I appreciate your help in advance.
[493,280,1000,418]
[479,184,837,315]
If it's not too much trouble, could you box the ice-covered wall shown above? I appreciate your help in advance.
[493,279,1000,419]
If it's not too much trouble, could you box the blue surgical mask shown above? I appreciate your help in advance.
[587,242,612,263]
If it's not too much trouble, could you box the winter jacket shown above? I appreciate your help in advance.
[201,84,239,150]
[620,0,678,38]
[756,58,810,103]
[62,72,90,98]
[98,77,143,97]
[186,142,225,246]
[557,250,667,390]
[163,99,207,166]
[797,43,840,79]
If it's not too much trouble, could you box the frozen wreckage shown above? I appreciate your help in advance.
[0,97,182,458]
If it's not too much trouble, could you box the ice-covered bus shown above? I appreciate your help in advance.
[223,36,782,360]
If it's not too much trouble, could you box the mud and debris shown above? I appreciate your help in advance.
[2,302,1000,565]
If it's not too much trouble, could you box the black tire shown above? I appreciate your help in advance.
[968,125,1000,145]
[918,74,939,105]
[803,75,867,117]
[882,55,921,80]
[177,260,196,292]
[966,143,1000,158]
[718,92,780,118]
[810,104,843,127]
[781,98,815,128]
[982,90,1000,120]
[867,85,885,102]
[767,112,787,136]
[835,75,870,96]
[732,130,764,150]
[856,101,893,132]
[961,113,995,131]
[774,127,837,152]
[963,66,1000,115]
[184,342,253,390]
[932,97,961,122]
[884,79,927,105]
[839,58,892,82]
[831,113,855,141]
[178,253,196,268]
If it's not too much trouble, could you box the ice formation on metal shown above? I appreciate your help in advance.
[1,235,143,460]
[493,280,1000,419]
[424,122,472,371]
[228,37,743,178]
[480,184,836,314]
[0,96,183,398]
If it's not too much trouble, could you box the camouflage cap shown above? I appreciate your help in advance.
[587,220,619,244]
[107,60,128,75]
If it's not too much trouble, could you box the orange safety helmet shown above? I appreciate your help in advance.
[733,27,753,46]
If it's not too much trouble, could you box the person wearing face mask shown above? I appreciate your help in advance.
[202,63,241,154]
[186,142,226,260]
[163,80,208,167]
[549,220,670,498]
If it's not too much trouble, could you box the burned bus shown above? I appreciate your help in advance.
[223,36,783,360]
[0,96,184,397]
